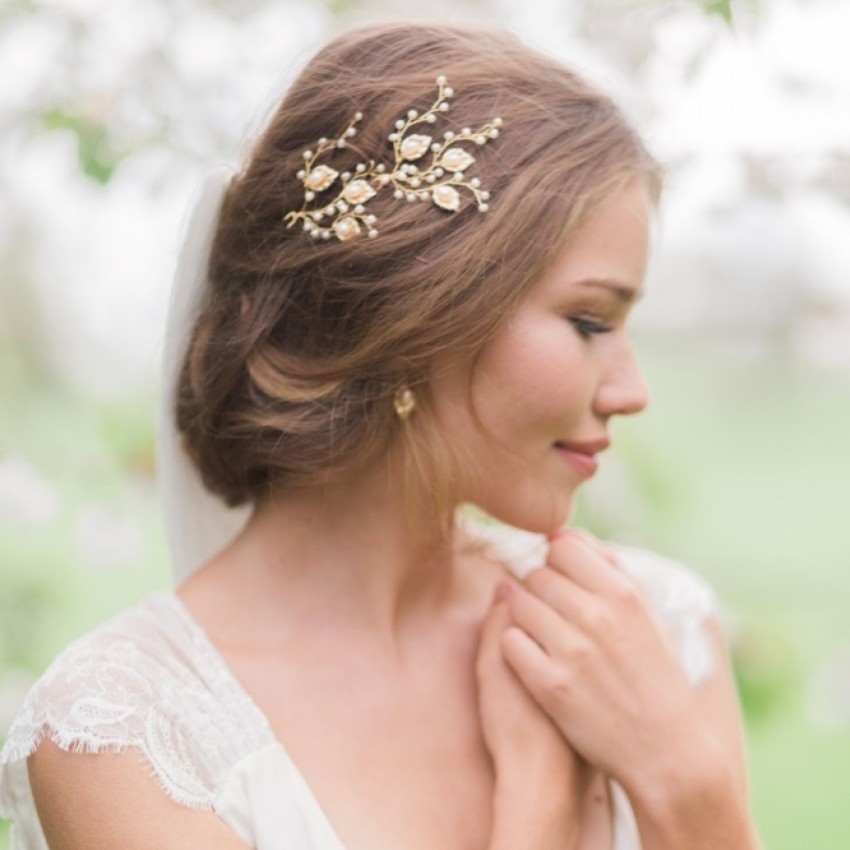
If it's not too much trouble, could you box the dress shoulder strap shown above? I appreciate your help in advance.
[0,593,274,815]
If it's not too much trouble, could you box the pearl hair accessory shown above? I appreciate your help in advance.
[284,76,503,241]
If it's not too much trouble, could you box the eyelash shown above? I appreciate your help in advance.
[568,315,614,339]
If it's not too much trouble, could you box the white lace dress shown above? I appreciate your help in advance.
[0,535,718,850]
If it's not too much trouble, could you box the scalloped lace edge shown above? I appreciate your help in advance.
[0,722,216,817]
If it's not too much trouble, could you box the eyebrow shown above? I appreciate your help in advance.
[575,277,643,304]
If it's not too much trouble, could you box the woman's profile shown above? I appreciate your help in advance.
[0,22,763,850]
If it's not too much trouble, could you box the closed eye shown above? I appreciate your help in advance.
[568,316,614,339]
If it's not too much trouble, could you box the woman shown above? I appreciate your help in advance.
[0,23,762,850]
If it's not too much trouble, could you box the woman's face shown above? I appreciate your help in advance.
[433,178,652,533]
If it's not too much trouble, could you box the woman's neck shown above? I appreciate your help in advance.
[188,463,472,649]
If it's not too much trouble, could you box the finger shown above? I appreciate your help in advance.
[524,566,596,627]
[506,583,585,658]
[547,531,637,598]
[563,528,622,569]
[500,624,558,704]
[524,566,632,647]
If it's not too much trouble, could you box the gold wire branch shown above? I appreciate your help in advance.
[284,76,503,242]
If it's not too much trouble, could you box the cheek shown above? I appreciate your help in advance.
[472,321,589,436]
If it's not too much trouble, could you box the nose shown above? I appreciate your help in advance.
[593,338,650,418]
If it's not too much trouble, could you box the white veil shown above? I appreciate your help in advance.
[156,167,251,584]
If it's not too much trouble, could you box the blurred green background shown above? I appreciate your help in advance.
[2,1,849,847]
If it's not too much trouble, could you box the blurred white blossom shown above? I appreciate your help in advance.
[1,0,850,392]
[73,503,143,569]
[0,456,61,527]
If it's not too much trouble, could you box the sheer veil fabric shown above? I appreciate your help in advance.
[157,167,250,583]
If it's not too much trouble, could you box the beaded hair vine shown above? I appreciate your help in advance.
[284,75,504,241]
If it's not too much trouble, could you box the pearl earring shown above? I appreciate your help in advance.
[393,387,417,420]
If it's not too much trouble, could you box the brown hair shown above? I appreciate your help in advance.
[175,22,661,510]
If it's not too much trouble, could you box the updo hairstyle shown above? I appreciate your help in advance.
[175,23,661,508]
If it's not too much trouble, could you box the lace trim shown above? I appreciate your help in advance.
[0,594,275,815]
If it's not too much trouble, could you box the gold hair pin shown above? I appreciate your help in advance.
[284,76,503,241]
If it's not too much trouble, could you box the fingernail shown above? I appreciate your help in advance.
[495,581,514,601]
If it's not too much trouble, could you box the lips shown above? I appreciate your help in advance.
[556,437,611,455]
[553,437,610,477]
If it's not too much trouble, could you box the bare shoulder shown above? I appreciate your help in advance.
[28,738,250,850]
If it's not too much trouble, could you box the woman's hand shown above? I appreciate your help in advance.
[491,531,762,849]
[476,588,589,850]
[497,530,719,798]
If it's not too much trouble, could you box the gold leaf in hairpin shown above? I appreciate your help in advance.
[284,76,503,241]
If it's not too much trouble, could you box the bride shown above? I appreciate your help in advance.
[0,22,762,850]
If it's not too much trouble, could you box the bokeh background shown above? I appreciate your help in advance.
[1,0,849,846]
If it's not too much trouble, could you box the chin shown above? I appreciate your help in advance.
[473,488,576,536]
